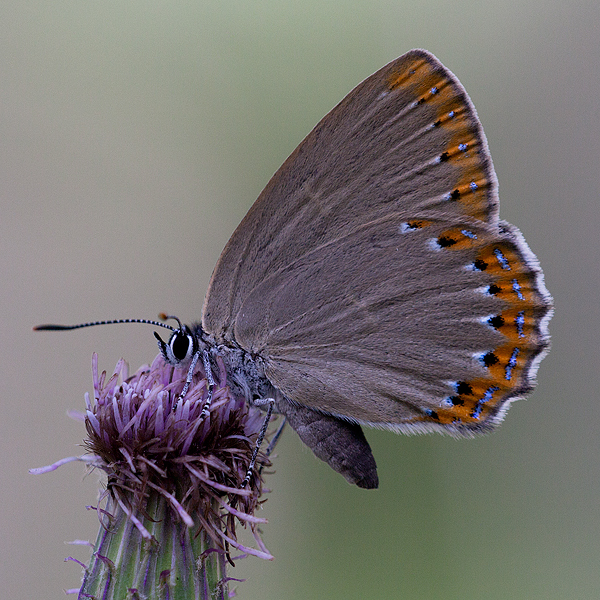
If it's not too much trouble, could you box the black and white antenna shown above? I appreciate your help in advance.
[33,315,178,333]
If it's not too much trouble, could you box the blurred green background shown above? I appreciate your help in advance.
[2,1,598,599]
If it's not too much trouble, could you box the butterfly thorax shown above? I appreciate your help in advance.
[192,323,277,406]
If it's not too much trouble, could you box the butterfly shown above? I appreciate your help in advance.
[38,50,553,489]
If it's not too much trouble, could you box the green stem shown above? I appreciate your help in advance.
[79,492,227,600]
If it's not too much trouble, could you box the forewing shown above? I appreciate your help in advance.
[203,49,499,343]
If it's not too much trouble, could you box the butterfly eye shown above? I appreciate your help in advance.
[154,326,196,367]
[170,330,193,361]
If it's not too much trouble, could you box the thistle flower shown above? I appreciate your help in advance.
[32,352,274,599]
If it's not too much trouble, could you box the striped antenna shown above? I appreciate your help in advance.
[33,317,178,332]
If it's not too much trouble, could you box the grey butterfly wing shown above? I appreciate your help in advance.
[200,49,552,484]
[202,49,499,343]
[233,215,551,432]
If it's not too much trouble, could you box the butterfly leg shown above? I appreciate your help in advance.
[257,416,287,478]
[198,350,215,419]
[264,417,287,459]
[174,350,215,420]
[242,397,275,488]
[175,348,201,404]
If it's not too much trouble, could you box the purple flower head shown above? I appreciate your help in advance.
[33,351,275,576]
[83,352,274,560]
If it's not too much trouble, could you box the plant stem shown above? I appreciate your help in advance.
[79,492,228,600]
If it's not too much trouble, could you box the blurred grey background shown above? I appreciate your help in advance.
[2,1,598,599]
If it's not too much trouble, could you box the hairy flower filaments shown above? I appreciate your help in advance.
[33,352,274,599]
